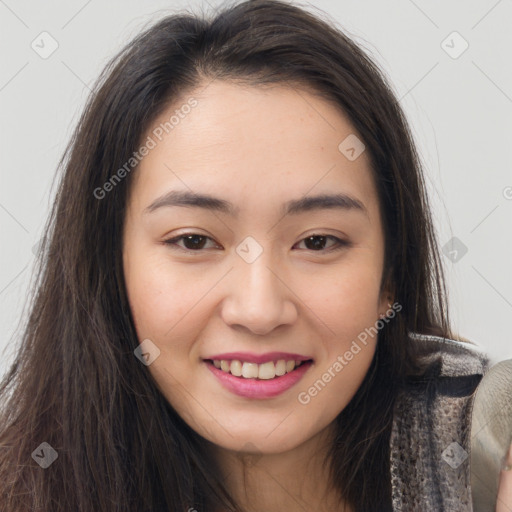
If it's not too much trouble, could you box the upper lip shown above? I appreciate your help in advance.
[204,352,313,364]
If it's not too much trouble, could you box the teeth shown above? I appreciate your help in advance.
[258,361,275,380]
[275,359,286,376]
[230,359,242,377]
[241,362,259,379]
[211,358,308,379]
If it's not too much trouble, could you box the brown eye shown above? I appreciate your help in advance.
[182,234,208,250]
[294,235,349,252]
[164,234,219,251]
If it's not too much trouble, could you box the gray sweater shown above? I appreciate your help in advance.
[390,334,512,511]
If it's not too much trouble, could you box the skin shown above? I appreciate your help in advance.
[497,445,512,512]
[121,79,396,511]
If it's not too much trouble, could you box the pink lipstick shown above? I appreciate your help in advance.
[203,352,313,399]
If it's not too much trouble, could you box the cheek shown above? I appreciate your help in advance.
[124,250,209,344]
[293,256,383,406]
[124,254,211,408]
[298,259,383,336]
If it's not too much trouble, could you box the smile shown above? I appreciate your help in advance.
[210,358,308,379]
[204,357,314,399]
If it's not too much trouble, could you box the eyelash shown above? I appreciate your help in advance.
[162,233,350,254]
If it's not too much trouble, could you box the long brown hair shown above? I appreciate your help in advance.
[0,1,451,510]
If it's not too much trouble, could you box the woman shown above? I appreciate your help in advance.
[0,1,510,510]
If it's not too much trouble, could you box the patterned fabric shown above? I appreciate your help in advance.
[390,334,490,511]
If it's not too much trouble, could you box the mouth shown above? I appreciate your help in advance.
[204,358,313,380]
[203,357,314,399]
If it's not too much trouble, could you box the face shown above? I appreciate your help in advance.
[123,80,392,456]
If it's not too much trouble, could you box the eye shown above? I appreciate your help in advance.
[163,233,350,253]
[163,233,220,252]
[293,234,349,252]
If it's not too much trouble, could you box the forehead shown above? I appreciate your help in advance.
[129,80,379,219]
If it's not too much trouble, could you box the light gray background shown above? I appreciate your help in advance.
[1,0,511,381]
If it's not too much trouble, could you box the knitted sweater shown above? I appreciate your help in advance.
[390,334,512,511]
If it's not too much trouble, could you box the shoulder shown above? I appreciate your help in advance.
[407,332,490,380]
[389,332,491,511]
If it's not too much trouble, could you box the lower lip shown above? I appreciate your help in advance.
[204,360,313,399]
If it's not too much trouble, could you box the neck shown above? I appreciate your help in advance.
[211,423,353,512]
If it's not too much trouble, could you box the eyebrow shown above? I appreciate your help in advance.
[144,190,367,217]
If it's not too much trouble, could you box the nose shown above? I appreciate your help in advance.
[220,255,298,336]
